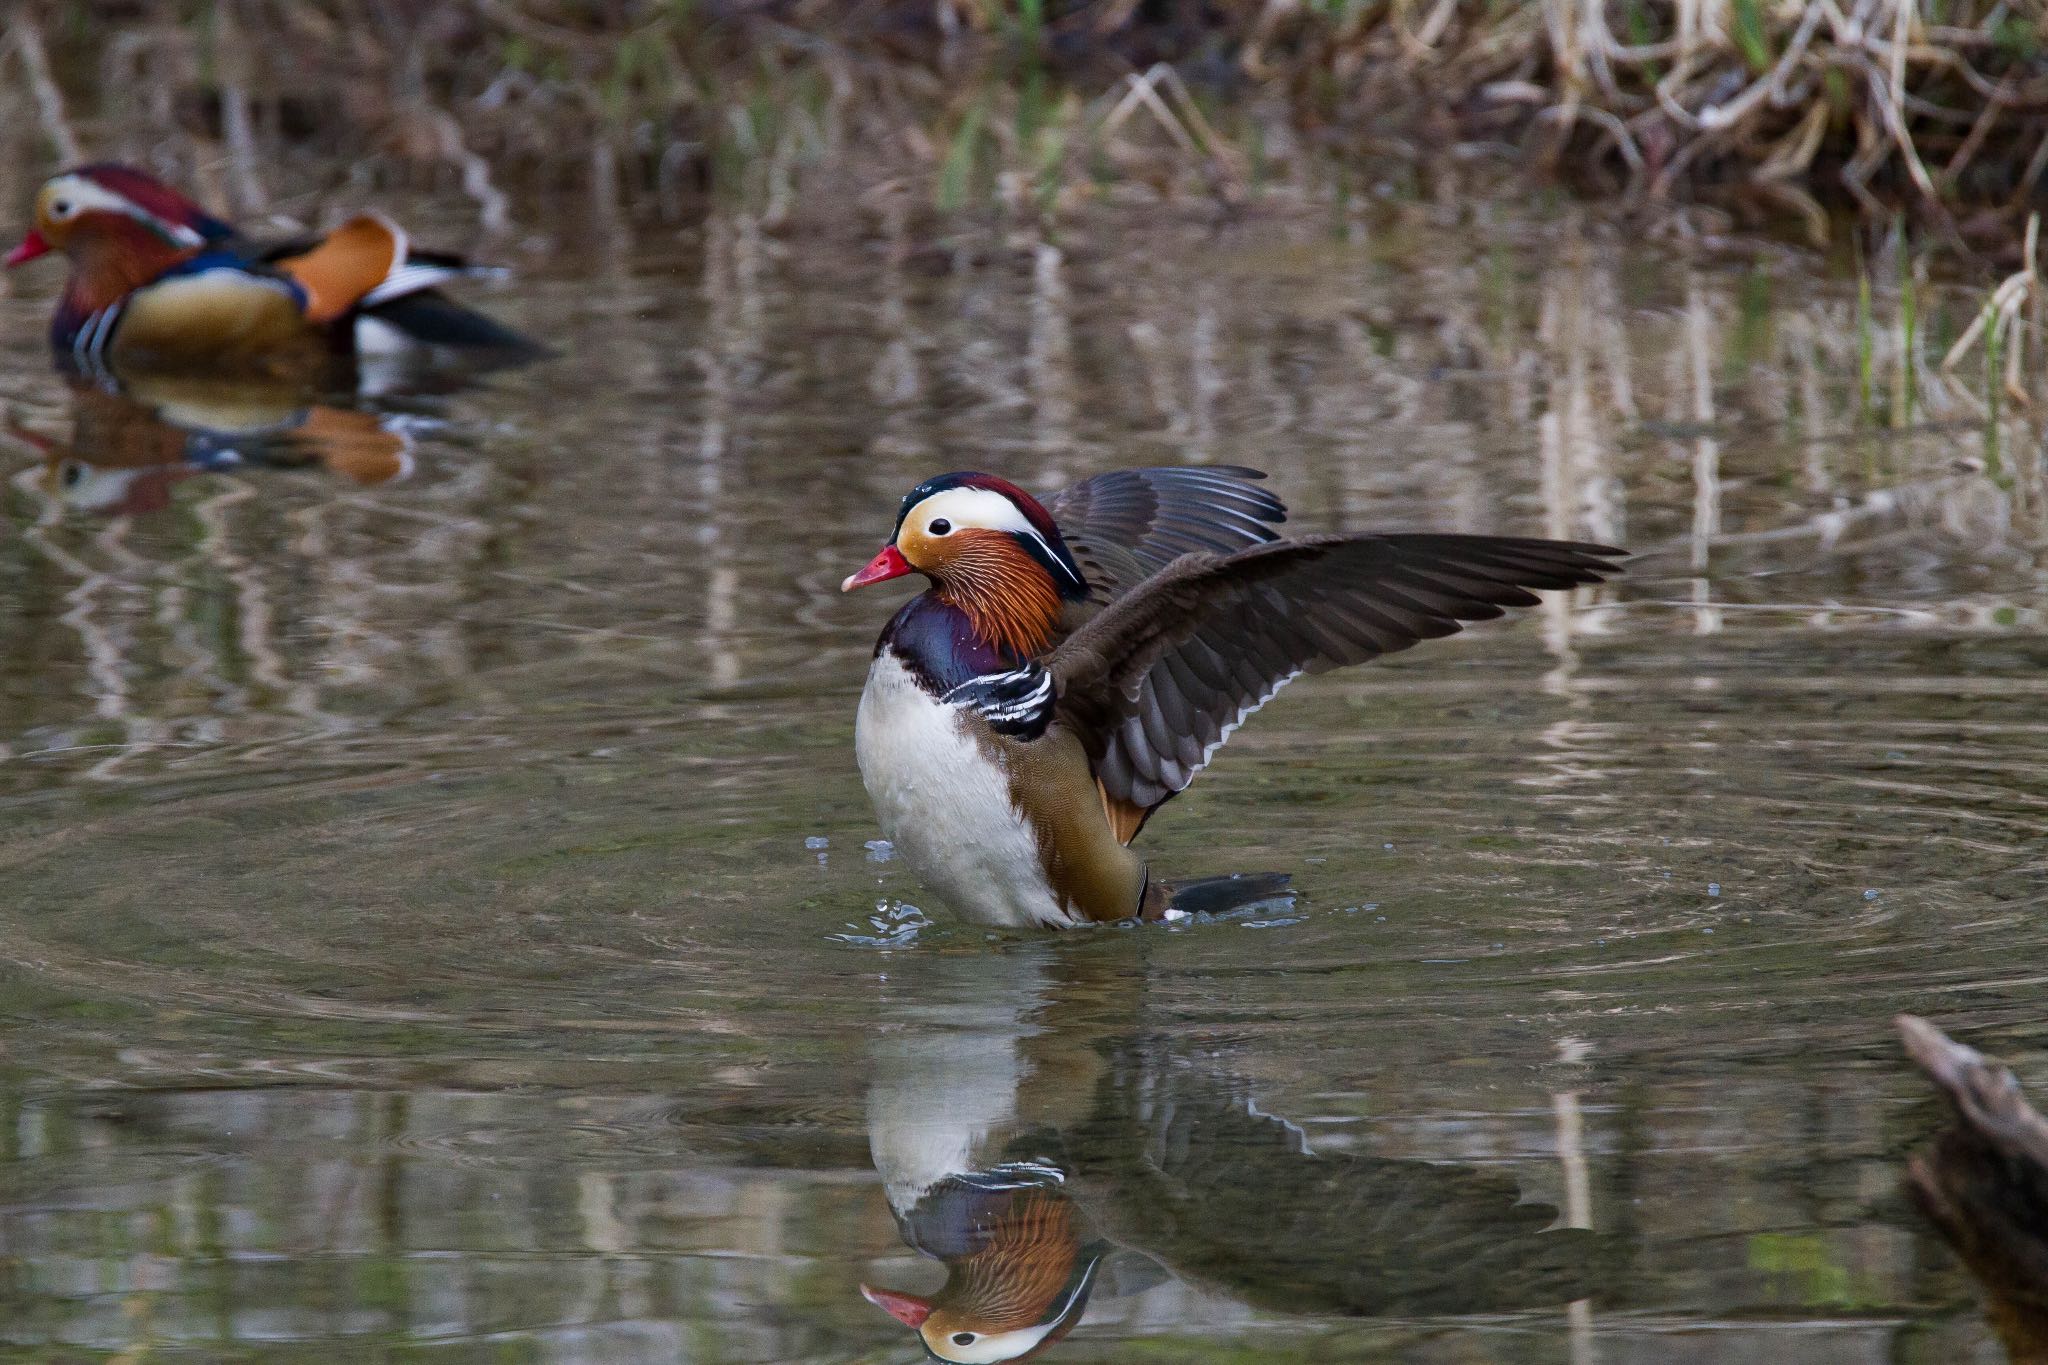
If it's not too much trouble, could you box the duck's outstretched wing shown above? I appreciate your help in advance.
[1047,466,1287,601]
[1084,1037,1603,1316]
[1049,533,1623,838]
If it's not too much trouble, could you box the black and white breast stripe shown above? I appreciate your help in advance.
[71,301,124,365]
[942,665,1056,740]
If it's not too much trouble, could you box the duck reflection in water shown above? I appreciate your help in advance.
[862,1160,1105,1362]
[1900,1014,2048,1365]
[8,373,415,516]
[859,947,1599,1361]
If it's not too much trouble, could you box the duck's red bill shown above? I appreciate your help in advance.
[859,1283,933,1328]
[4,231,49,267]
[841,543,911,591]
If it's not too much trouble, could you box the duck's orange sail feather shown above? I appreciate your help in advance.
[276,214,403,323]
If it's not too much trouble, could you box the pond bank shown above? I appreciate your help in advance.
[7,2,2045,263]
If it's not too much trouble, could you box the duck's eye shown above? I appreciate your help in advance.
[60,463,84,488]
[49,199,74,220]
[928,518,952,536]
[951,1334,976,1346]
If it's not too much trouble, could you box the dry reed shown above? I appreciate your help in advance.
[0,3,2041,251]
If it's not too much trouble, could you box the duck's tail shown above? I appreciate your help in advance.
[1145,871,1293,921]
[358,287,547,356]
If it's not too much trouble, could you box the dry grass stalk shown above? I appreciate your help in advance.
[1942,212,2040,404]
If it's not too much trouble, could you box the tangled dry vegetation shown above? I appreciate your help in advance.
[1410,0,2048,249]
[0,2,2043,253]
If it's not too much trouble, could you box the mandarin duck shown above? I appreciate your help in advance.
[841,466,1623,929]
[1899,1014,2048,1364]
[6,164,538,372]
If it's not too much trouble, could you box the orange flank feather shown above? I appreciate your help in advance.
[1098,784,1150,846]
[296,406,409,486]
[277,214,403,323]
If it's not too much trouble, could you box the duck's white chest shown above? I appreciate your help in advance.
[854,653,1072,929]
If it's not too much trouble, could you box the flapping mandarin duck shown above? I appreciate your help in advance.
[843,466,1623,929]
[6,164,539,372]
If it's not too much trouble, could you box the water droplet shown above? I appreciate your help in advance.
[1863,888,1879,900]
[1382,842,1395,850]
[804,836,829,850]
[864,839,895,863]
[1707,883,1721,896]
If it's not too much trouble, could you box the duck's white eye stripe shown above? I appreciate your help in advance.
[1022,530,1086,587]
[43,176,205,247]
[905,487,1040,536]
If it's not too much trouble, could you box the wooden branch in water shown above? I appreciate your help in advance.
[1898,1014,2048,1365]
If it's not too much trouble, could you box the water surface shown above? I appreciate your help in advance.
[1,203,2044,1362]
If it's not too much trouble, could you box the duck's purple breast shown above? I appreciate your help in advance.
[877,593,1023,694]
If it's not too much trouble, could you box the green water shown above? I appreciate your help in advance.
[1,203,2043,1362]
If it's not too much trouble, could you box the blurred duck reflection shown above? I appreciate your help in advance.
[11,372,413,516]
[1900,1015,2048,1365]
[860,948,1599,1362]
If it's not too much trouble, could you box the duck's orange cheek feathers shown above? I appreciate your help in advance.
[942,534,1064,657]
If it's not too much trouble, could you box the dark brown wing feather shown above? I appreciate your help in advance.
[1050,533,1624,822]
[1047,466,1287,601]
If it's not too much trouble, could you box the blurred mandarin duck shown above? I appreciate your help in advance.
[842,466,1623,929]
[1899,1014,2048,1364]
[6,164,539,371]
